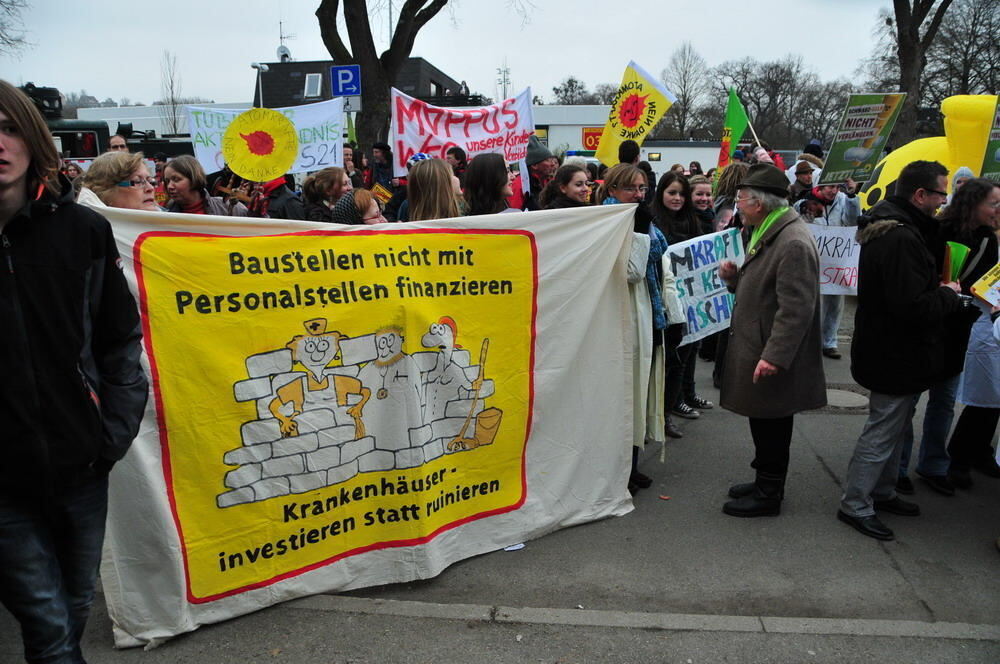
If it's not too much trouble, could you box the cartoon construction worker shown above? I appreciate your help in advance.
[420,317,482,424]
[357,325,423,447]
[269,318,370,439]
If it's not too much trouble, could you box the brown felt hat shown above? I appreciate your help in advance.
[795,161,814,175]
[739,163,791,197]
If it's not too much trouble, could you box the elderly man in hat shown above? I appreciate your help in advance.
[718,163,827,517]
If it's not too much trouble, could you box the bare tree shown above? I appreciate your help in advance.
[590,83,618,105]
[315,0,449,151]
[922,0,999,101]
[159,50,183,135]
[661,42,709,139]
[0,0,30,56]
[552,76,590,104]
[889,0,955,144]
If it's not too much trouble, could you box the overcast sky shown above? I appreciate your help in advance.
[1,0,890,106]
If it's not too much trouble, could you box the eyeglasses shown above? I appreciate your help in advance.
[735,196,756,204]
[921,187,948,197]
[617,185,648,193]
[116,177,156,188]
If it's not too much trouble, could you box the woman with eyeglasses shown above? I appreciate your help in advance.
[163,155,247,216]
[464,153,518,216]
[539,164,590,209]
[940,178,1000,488]
[78,151,160,211]
[328,188,386,225]
[600,164,686,493]
[653,171,713,428]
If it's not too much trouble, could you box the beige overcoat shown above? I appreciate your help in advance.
[720,209,827,418]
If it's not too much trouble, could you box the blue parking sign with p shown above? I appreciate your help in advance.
[331,65,362,97]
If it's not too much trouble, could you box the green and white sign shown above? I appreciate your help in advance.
[819,93,906,186]
[980,96,1000,183]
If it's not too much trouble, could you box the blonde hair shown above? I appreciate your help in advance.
[407,158,461,221]
[81,151,147,204]
[598,163,644,202]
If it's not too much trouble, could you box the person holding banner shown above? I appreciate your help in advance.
[77,151,161,212]
[0,80,148,664]
[302,167,351,223]
[792,179,860,359]
[718,164,826,518]
[540,164,591,209]
[164,155,248,217]
[464,153,518,215]
[940,179,1000,488]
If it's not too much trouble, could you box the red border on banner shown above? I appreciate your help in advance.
[133,227,538,604]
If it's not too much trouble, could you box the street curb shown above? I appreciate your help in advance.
[286,595,1000,641]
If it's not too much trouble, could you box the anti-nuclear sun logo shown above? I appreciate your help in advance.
[618,93,650,129]
[241,131,276,156]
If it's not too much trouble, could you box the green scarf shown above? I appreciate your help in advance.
[747,206,789,254]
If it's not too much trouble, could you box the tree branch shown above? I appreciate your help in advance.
[381,0,448,76]
[920,0,954,50]
[315,0,354,63]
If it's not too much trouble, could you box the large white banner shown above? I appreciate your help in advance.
[97,204,635,647]
[667,229,745,345]
[809,225,860,295]
[390,88,534,176]
[185,99,344,175]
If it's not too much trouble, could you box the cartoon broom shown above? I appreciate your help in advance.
[448,338,490,451]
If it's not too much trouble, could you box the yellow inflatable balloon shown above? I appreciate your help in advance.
[859,94,998,209]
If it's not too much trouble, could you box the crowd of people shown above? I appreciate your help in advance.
[2,78,999,663]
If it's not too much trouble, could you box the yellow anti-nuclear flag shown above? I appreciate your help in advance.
[595,61,677,167]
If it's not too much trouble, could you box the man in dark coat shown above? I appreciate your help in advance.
[718,164,826,517]
[0,80,148,663]
[838,160,964,541]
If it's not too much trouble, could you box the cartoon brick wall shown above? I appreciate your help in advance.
[217,339,495,508]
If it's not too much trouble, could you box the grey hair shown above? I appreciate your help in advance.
[740,187,788,213]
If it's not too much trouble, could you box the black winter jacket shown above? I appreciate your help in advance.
[1,180,148,499]
[850,197,963,394]
[267,186,306,220]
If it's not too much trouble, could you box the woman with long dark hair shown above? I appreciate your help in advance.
[540,164,590,209]
[464,153,516,216]
[652,171,712,425]
[941,178,1000,487]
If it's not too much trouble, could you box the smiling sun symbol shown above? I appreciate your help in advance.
[619,93,649,129]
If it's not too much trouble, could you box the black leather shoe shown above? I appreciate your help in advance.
[895,476,915,495]
[630,471,652,489]
[916,472,954,496]
[874,496,921,516]
[837,510,894,541]
[664,419,683,439]
[948,466,973,489]
[822,347,842,359]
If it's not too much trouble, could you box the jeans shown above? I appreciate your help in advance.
[820,294,844,350]
[0,473,109,664]
[841,391,917,517]
[898,374,959,478]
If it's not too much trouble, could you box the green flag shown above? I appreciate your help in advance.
[717,88,749,169]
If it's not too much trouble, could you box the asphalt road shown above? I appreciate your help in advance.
[2,315,998,663]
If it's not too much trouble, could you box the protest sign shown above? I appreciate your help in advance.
[186,98,344,177]
[809,225,860,296]
[390,88,534,177]
[819,93,906,186]
[980,96,1000,183]
[221,108,299,182]
[970,262,1000,307]
[595,61,676,167]
[667,228,744,344]
[96,205,635,647]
